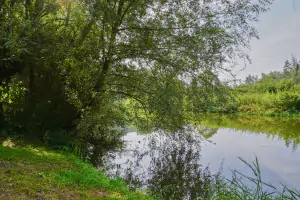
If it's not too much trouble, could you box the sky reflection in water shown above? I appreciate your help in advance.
[103,115,300,198]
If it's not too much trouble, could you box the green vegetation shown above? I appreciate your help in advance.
[0,137,151,199]
[208,56,300,117]
[236,56,300,117]
[212,157,300,200]
[0,0,273,147]
[1,136,299,200]
[1,0,299,198]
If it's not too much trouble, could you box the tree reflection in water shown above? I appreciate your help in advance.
[104,126,220,200]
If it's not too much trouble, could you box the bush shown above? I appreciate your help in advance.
[279,92,300,111]
[278,78,294,91]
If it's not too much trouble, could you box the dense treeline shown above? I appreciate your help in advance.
[217,56,300,116]
[238,55,300,93]
[0,0,273,148]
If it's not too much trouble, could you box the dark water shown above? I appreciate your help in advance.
[101,115,300,198]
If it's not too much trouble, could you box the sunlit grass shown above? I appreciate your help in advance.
[0,141,151,200]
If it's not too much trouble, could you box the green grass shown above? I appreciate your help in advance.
[211,157,300,200]
[0,138,151,200]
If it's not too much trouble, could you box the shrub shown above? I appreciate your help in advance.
[279,92,300,111]
[278,79,294,91]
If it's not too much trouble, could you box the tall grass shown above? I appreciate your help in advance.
[212,157,300,200]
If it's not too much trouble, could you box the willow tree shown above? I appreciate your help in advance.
[73,0,273,132]
[0,0,273,144]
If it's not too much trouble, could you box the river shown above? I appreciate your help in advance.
[101,114,300,198]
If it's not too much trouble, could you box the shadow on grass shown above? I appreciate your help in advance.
[0,144,151,200]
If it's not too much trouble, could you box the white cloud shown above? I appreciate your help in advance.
[234,0,300,79]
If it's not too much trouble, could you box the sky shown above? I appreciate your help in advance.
[233,0,300,80]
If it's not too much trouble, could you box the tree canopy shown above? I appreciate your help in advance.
[0,0,273,146]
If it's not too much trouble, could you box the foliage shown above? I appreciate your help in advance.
[219,56,300,116]
[0,0,273,147]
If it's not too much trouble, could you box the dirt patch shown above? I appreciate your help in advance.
[0,191,28,200]
[0,188,89,200]
[87,189,110,199]
[0,161,18,169]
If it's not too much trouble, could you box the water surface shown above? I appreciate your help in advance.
[102,115,300,197]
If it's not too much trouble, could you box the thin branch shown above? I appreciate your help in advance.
[107,90,150,131]
[110,83,154,95]
[117,26,197,31]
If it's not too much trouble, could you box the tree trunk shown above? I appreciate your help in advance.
[65,1,71,26]
[94,0,125,93]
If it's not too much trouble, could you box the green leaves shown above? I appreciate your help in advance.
[0,0,274,144]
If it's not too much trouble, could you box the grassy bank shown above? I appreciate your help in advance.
[208,91,300,118]
[0,138,151,200]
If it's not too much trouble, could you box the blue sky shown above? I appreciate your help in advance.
[234,0,300,79]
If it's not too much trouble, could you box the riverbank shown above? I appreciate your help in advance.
[208,109,300,118]
[236,92,300,117]
[1,133,300,199]
[0,137,151,200]
[208,92,300,118]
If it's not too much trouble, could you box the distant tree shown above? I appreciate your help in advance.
[291,55,298,69]
[245,75,258,85]
[261,73,267,79]
[283,60,292,74]
[295,63,300,76]
[288,55,300,82]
